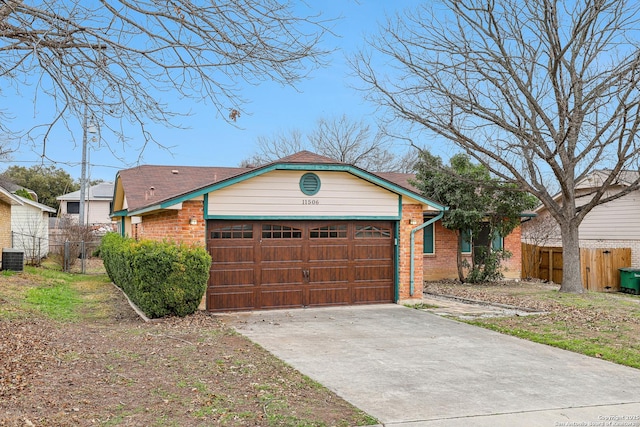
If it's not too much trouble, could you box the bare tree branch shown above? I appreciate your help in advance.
[354,0,640,292]
[0,0,330,160]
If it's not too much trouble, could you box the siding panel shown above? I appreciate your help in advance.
[578,191,640,240]
[207,171,400,218]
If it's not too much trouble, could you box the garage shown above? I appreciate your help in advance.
[207,220,395,312]
[113,151,448,311]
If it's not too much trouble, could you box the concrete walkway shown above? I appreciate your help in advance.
[222,304,640,427]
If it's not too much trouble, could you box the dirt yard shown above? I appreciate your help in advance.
[0,270,375,427]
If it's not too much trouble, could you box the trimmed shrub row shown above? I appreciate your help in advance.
[100,233,212,318]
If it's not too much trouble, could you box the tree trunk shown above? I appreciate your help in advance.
[559,222,584,293]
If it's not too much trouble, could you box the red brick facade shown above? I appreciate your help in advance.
[423,222,522,281]
[398,204,424,301]
[136,200,205,248]
[126,197,523,303]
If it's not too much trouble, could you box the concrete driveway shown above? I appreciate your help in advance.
[222,304,640,426]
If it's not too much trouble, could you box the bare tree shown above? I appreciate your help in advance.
[240,129,306,167]
[241,114,417,172]
[353,0,640,293]
[309,115,391,170]
[0,0,329,159]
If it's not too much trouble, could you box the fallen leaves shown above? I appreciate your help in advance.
[0,320,57,399]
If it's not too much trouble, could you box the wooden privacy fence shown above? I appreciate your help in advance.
[522,243,631,292]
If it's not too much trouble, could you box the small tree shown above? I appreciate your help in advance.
[411,150,536,282]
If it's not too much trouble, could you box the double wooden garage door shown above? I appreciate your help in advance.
[207,220,395,312]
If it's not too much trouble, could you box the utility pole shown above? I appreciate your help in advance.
[78,105,97,227]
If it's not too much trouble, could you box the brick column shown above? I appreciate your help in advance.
[0,201,11,251]
[398,204,424,301]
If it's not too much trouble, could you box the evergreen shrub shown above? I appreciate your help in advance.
[100,233,211,318]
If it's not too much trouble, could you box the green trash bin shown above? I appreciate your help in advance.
[619,268,640,295]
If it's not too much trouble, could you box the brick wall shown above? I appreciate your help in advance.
[0,201,10,251]
[423,221,469,281]
[398,204,424,301]
[502,225,521,279]
[137,200,205,247]
[423,221,522,281]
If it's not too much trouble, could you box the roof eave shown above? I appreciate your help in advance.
[124,162,448,215]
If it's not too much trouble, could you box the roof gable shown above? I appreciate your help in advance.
[57,182,115,201]
[114,152,446,215]
[0,186,23,206]
[273,151,343,165]
[15,196,56,213]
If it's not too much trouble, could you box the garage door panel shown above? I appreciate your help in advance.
[210,268,255,286]
[355,265,393,281]
[309,266,349,283]
[209,245,255,263]
[260,289,303,308]
[308,244,349,261]
[261,267,304,286]
[352,284,394,303]
[260,245,303,262]
[353,244,392,261]
[308,286,350,306]
[208,290,255,311]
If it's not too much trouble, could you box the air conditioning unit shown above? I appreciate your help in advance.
[2,248,24,272]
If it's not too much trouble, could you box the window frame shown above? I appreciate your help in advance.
[461,229,472,254]
[423,222,435,255]
[67,201,80,214]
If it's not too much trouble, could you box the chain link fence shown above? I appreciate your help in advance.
[48,239,104,274]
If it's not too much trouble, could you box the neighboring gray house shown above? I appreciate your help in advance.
[57,181,115,227]
[522,170,640,267]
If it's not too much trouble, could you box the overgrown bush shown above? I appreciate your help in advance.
[49,215,97,269]
[465,248,512,283]
[100,233,211,318]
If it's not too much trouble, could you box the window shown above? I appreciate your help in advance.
[262,224,302,239]
[355,225,391,238]
[461,229,472,254]
[492,232,504,250]
[423,223,435,254]
[210,224,253,239]
[460,226,503,254]
[67,201,80,214]
[310,224,347,238]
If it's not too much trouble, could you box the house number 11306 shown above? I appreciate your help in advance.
[302,199,319,205]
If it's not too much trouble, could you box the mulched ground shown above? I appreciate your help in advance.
[0,274,373,427]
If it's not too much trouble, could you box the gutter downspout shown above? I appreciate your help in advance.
[410,211,445,296]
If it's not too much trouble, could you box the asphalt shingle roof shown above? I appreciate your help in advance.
[118,166,250,212]
[116,152,426,213]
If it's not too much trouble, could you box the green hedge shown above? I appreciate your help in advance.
[100,233,211,318]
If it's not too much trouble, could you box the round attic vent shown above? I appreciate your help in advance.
[300,173,321,196]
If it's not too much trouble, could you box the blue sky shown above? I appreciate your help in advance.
[2,1,430,182]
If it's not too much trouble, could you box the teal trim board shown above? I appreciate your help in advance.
[204,215,402,221]
[128,162,446,216]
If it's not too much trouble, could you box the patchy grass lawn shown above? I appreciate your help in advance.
[0,266,377,427]
[425,280,640,369]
